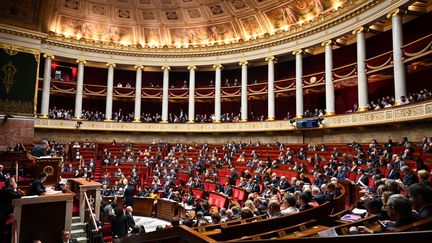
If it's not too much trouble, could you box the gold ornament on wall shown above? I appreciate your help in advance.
[2,61,17,94]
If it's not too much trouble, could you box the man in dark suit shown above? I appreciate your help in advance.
[0,178,23,240]
[111,207,128,238]
[61,230,78,243]
[123,182,136,207]
[125,206,135,232]
[356,169,369,187]
[29,172,48,196]
[224,183,233,197]
[229,168,239,185]
[408,183,432,219]
[386,164,401,180]
[0,164,7,181]
[278,176,290,190]
[401,166,419,187]
[31,140,49,157]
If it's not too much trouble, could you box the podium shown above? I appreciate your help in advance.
[157,199,179,221]
[134,197,154,217]
[12,192,74,243]
[69,178,101,223]
[34,157,62,184]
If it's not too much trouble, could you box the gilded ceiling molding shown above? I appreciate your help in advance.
[134,65,144,70]
[106,63,116,68]
[265,56,277,62]
[76,59,86,64]
[292,49,303,55]
[161,66,171,71]
[187,65,197,70]
[321,40,334,46]
[43,53,55,59]
[213,64,223,69]
[239,60,249,66]
[352,26,365,35]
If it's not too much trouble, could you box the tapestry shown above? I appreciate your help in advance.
[0,44,40,116]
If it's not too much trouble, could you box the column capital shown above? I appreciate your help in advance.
[161,66,171,71]
[387,8,402,19]
[239,60,249,66]
[352,26,365,35]
[213,64,223,69]
[321,40,334,47]
[43,53,55,59]
[106,63,116,68]
[76,59,86,65]
[265,56,277,62]
[134,65,144,70]
[187,65,197,71]
[292,49,303,55]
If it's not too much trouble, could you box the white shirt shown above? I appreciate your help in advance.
[281,206,299,215]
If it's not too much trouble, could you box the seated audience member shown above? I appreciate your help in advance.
[240,208,255,220]
[210,212,221,224]
[417,170,432,187]
[386,164,401,180]
[61,229,78,243]
[0,177,23,237]
[363,198,388,220]
[267,201,283,218]
[281,195,299,215]
[408,183,432,219]
[298,192,313,211]
[400,166,419,187]
[0,165,7,181]
[357,194,417,233]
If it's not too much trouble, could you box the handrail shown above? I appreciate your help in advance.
[402,33,432,48]
[83,191,99,232]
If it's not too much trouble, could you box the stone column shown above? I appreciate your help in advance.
[187,65,197,123]
[133,65,143,122]
[293,50,304,118]
[239,61,249,122]
[265,56,276,121]
[353,27,368,112]
[40,54,54,118]
[105,63,116,121]
[213,64,223,123]
[388,9,407,105]
[322,41,335,115]
[74,59,86,119]
[161,66,171,123]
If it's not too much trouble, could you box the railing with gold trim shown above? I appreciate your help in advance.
[34,100,432,133]
[43,32,432,100]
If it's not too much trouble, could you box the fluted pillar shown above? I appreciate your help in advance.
[133,65,143,122]
[322,41,335,115]
[105,63,116,121]
[239,61,249,122]
[187,65,197,123]
[40,54,54,118]
[74,59,86,119]
[213,64,223,123]
[388,9,407,105]
[161,66,170,123]
[265,56,276,121]
[353,27,368,112]
[293,50,304,118]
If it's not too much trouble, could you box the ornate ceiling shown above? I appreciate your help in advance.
[0,0,347,47]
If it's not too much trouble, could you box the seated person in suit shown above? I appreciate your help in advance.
[356,194,417,233]
[61,229,78,243]
[29,172,48,196]
[281,195,299,215]
[408,183,432,219]
[401,165,419,187]
[298,192,313,211]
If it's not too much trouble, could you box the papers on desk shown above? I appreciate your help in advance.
[318,227,338,237]
[352,208,367,215]
[340,214,362,221]
[45,190,63,195]
[21,195,38,199]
